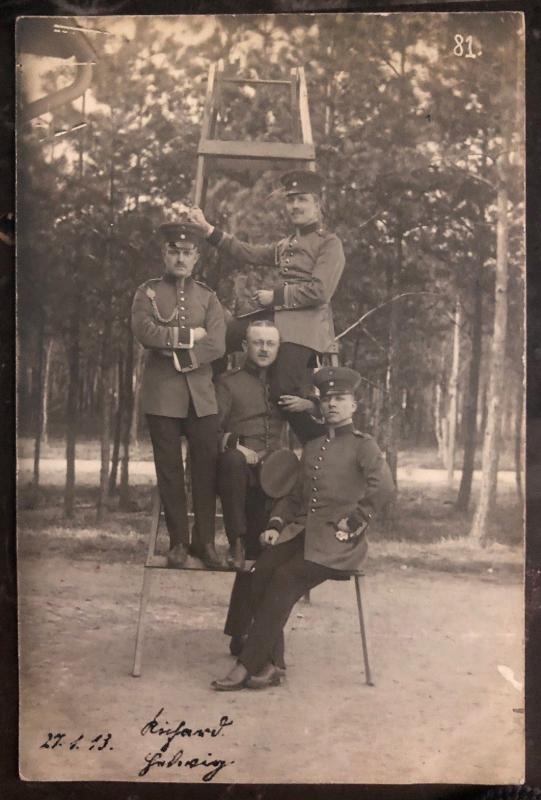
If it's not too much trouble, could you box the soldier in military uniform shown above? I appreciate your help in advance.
[186,170,345,441]
[131,223,226,569]
[211,366,395,691]
[216,319,320,657]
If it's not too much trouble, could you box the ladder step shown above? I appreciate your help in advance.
[144,555,256,572]
[219,78,292,86]
[198,140,315,162]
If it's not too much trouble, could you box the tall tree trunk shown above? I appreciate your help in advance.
[130,343,144,448]
[41,338,53,446]
[119,330,135,510]
[96,318,114,522]
[470,156,510,543]
[456,270,483,511]
[64,309,80,519]
[446,301,461,487]
[108,353,124,496]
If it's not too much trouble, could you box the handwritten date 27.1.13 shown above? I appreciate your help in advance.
[39,732,113,752]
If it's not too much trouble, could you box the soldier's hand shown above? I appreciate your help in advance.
[278,395,314,413]
[185,206,213,237]
[192,326,207,343]
[237,444,260,465]
[260,529,280,546]
[253,289,274,307]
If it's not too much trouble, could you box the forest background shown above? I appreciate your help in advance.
[17,12,525,551]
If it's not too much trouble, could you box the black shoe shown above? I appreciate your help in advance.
[229,635,247,657]
[211,676,248,692]
[246,664,282,690]
[167,543,189,568]
[191,543,224,570]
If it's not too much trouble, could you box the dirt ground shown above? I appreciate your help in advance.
[18,547,524,785]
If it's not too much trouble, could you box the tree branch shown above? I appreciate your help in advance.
[335,291,440,342]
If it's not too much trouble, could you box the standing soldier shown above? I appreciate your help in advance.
[210,366,395,691]
[186,170,345,442]
[131,222,226,569]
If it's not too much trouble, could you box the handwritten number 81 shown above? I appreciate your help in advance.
[453,35,480,58]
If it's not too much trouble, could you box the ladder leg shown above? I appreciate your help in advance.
[132,488,161,677]
[302,591,311,604]
[354,574,374,686]
[132,567,153,677]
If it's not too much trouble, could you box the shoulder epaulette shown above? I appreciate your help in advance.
[193,278,214,293]
[219,367,243,381]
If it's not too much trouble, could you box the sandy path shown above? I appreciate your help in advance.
[18,554,523,785]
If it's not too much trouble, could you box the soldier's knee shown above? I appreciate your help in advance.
[218,448,248,471]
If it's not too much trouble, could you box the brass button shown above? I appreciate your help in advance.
[310,508,316,513]
[321,446,326,451]
[314,465,320,470]
[317,456,323,461]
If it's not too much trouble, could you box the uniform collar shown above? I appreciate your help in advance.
[294,220,320,236]
[162,273,193,286]
[330,422,354,437]
[244,358,268,380]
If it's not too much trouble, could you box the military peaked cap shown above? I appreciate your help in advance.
[158,223,201,247]
[313,366,361,398]
[280,170,323,196]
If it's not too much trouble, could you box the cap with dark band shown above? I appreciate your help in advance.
[280,170,323,196]
[313,366,361,399]
[158,223,201,248]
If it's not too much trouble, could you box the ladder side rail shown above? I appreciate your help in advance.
[194,61,219,208]
[290,67,302,143]
[298,67,315,151]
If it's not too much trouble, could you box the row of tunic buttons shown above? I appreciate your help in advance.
[177,286,187,329]
[310,437,331,512]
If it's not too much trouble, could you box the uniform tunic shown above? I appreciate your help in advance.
[131,274,226,418]
[212,222,345,354]
[215,361,285,456]
[270,424,395,572]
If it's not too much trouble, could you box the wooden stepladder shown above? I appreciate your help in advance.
[194,61,316,208]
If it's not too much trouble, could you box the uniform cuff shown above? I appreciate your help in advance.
[268,516,285,533]
[273,284,286,307]
[222,433,239,451]
[174,349,194,370]
[176,327,194,348]
[206,227,224,246]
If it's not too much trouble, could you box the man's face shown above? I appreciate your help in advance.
[320,393,357,427]
[162,243,199,279]
[285,192,320,227]
[244,326,280,368]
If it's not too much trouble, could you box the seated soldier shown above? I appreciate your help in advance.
[211,366,395,691]
[186,170,345,444]
[216,319,321,657]
[131,222,226,569]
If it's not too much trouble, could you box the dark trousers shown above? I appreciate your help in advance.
[146,410,219,550]
[239,532,340,675]
[218,449,271,639]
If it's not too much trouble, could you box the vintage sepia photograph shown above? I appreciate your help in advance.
[16,11,525,784]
